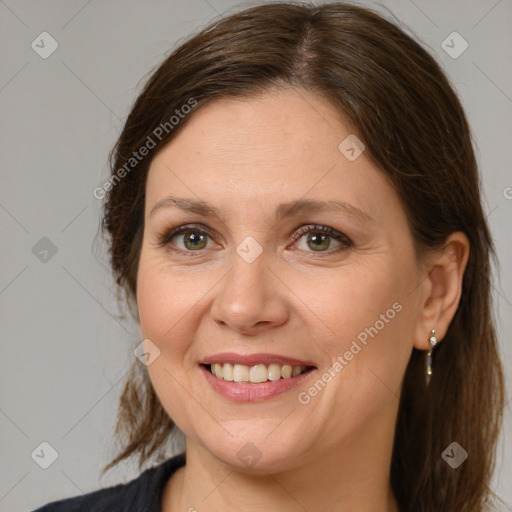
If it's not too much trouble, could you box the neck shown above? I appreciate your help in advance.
[162,417,400,512]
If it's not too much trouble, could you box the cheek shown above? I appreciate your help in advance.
[310,257,416,389]
[136,255,198,356]
[302,261,406,340]
[135,256,203,431]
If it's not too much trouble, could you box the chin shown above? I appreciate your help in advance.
[196,424,310,474]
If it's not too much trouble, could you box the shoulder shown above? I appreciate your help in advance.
[30,453,186,512]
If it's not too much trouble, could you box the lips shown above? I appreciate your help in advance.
[198,352,317,401]
[200,352,316,367]
[208,362,310,383]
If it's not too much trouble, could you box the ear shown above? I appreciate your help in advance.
[413,232,470,350]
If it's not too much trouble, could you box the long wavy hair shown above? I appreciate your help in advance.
[98,2,505,510]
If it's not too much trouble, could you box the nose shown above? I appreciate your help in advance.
[210,249,289,335]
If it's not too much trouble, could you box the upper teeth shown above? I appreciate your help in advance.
[210,363,307,383]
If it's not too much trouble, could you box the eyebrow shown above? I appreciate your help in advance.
[149,196,372,223]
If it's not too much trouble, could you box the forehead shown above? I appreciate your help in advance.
[145,87,399,224]
[151,87,349,172]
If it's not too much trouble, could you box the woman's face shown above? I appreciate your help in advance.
[137,87,425,472]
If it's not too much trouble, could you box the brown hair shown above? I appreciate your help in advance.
[99,2,505,510]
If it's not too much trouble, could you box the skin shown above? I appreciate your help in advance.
[136,87,469,512]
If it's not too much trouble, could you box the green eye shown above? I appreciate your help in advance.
[180,231,208,250]
[157,224,215,254]
[291,225,352,253]
[157,223,352,256]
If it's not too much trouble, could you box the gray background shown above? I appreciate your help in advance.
[0,1,511,510]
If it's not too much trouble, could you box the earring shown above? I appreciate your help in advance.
[425,329,438,386]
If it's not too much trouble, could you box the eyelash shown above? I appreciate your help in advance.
[155,223,352,257]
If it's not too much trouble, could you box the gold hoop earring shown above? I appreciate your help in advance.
[425,329,438,386]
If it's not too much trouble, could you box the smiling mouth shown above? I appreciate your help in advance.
[202,363,315,384]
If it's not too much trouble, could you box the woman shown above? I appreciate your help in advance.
[33,2,505,511]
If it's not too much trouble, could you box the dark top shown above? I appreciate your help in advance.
[31,453,186,512]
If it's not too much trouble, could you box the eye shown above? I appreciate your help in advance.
[155,224,217,254]
[290,224,352,253]
[155,223,352,256]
